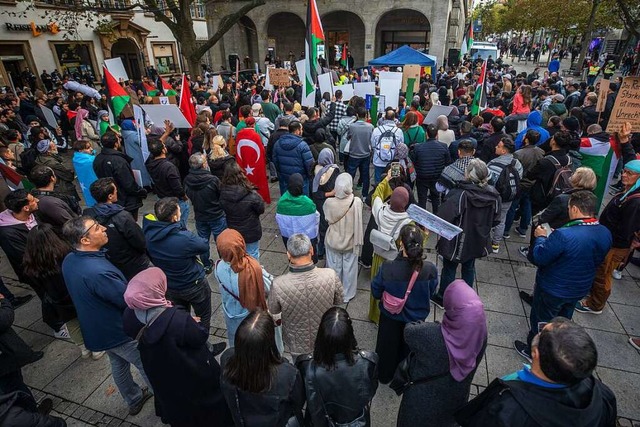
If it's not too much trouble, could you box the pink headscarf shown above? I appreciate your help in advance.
[75,108,89,141]
[441,280,487,382]
[124,267,172,310]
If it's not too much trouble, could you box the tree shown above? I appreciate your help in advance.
[8,0,266,76]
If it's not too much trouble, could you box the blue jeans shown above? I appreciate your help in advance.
[526,286,580,351]
[504,192,531,235]
[246,241,260,260]
[347,155,370,198]
[195,217,227,268]
[438,258,475,297]
[178,199,190,230]
[106,340,153,408]
[373,165,386,186]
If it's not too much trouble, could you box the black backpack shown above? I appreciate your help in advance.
[546,155,573,200]
[495,159,520,202]
[19,148,38,176]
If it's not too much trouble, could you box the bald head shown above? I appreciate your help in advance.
[587,124,603,135]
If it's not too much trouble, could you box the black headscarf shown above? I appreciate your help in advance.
[288,173,304,197]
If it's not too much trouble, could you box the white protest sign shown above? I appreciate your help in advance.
[423,105,455,125]
[407,204,462,241]
[333,84,354,101]
[296,59,315,107]
[353,82,376,98]
[318,72,333,97]
[378,71,402,111]
[40,106,58,129]
[141,104,192,129]
[104,58,129,82]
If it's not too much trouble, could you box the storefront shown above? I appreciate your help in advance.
[0,41,38,90]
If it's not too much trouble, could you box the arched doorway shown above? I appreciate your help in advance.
[239,16,259,69]
[111,38,142,81]
[266,12,305,63]
[322,11,365,68]
[375,10,431,56]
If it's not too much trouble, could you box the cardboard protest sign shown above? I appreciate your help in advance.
[151,96,177,105]
[141,104,192,129]
[104,58,129,82]
[596,79,609,113]
[606,77,640,133]
[268,68,291,87]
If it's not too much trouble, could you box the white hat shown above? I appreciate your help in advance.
[503,74,512,80]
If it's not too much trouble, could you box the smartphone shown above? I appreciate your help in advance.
[390,162,401,178]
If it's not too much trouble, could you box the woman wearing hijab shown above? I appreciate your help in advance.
[397,280,487,427]
[394,143,416,188]
[75,108,100,152]
[122,268,232,427]
[436,115,455,146]
[96,110,110,136]
[276,173,320,263]
[214,229,270,346]
[312,148,340,259]
[120,118,152,187]
[323,173,363,303]
[368,173,414,324]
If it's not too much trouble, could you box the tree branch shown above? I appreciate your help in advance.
[141,0,178,31]
[616,0,640,38]
[192,0,265,59]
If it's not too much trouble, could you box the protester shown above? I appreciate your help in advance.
[346,107,374,197]
[34,138,78,199]
[398,280,487,427]
[371,224,437,383]
[220,310,305,426]
[371,109,403,184]
[412,124,451,213]
[62,216,154,415]
[312,148,340,258]
[272,120,314,196]
[29,165,80,231]
[71,139,98,207]
[268,234,343,356]
[207,135,235,179]
[122,268,232,427]
[436,139,476,194]
[401,112,425,147]
[296,307,379,427]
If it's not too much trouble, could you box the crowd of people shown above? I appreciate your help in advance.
[0,48,639,427]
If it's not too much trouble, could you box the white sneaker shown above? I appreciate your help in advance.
[54,324,71,340]
[612,270,623,280]
[91,351,106,360]
[80,345,91,359]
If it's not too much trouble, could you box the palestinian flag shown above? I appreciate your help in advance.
[304,0,324,99]
[460,22,474,60]
[143,81,159,96]
[470,61,487,116]
[103,65,130,118]
[579,134,620,210]
[0,163,29,190]
[160,77,177,96]
[340,44,348,70]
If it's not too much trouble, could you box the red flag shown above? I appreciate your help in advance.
[103,66,130,118]
[179,74,196,127]
[236,128,270,204]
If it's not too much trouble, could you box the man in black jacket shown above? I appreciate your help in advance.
[93,132,147,220]
[302,101,335,145]
[29,165,80,232]
[145,138,190,229]
[455,318,617,427]
[183,153,227,274]
[477,116,505,164]
[84,178,150,281]
[0,190,39,284]
[412,124,451,214]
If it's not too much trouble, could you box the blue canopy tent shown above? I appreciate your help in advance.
[369,45,437,74]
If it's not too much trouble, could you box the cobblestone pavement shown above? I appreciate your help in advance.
[3,163,640,427]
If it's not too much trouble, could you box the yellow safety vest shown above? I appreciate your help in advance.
[588,66,600,76]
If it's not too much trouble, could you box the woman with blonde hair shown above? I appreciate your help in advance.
[207,134,236,179]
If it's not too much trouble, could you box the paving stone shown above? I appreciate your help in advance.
[16,326,55,351]
[259,250,290,275]
[11,297,42,328]
[80,409,96,422]
[55,400,71,414]
[608,279,640,306]
[66,402,79,415]
[346,289,372,322]
[511,264,537,290]
[586,329,640,374]
[572,303,626,334]
[66,417,97,427]
[597,367,640,421]
[475,259,516,287]
[477,282,527,316]
[485,311,529,349]
[617,418,632,427]
[471,356,489,387]
[609,303,640,336]
[83,376,137,419]
[45,356,111,403]
[484,344,525,384]
[22,339,80,389]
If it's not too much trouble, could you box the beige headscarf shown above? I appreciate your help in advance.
[324,173,364,254]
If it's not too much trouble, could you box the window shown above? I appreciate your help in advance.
[40,0,76,5]
[190,0,205,19]
[51,42,97,78]
[152,43,178,74]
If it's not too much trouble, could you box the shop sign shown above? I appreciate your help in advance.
[5,22,59,37]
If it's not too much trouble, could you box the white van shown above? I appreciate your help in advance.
[470,42,499,61]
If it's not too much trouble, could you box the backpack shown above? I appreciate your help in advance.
[494,159,521,202]
[19,148,38,176]
[376,125,399,163]
[546,155,573,199]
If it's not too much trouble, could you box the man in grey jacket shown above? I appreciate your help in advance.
[346,107,374,197]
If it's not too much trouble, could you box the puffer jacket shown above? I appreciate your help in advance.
[183,168,224,222]
[515,111,551,149]
[219,184,265,243]
[436,181,502,263]
[411,138,451,181]
[296,351,379,427]
[532,220,611,299]
[273,133,315,196]
[267,265,343,354]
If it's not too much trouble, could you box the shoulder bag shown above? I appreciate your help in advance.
[370,212,410,260]
[381,270,419,315]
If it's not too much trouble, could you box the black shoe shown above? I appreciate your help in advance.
[210,341,227,356]
[431,294,444,309]
[514,340,532,363]
[129,387,153,416]
[11,294,34,309]
[519,291,533,306]
[204,260,214,275]
[37,398,53,416]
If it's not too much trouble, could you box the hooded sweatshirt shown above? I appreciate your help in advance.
[183,168,224,222]
[515,111,551,150]
[145,157,186,199]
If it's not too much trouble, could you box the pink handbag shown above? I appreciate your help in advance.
[382,270,419,315]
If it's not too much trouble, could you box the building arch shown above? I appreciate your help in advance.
[374,9,431,57]
[111,38,143,80]
[266,12,306,63]
[322,11,366,68]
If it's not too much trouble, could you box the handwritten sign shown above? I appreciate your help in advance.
[596,79,609,113]
[402,64,421,94]
[606,77,640,133]
[407,204,462,241]
[268,68,291,87]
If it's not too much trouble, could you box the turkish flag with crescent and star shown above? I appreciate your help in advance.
[235,128,271,204]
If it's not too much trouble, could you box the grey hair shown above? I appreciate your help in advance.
[62,216,93,248]
[189,153,207,169]
[287,233,312,258]
[465,158,489,187]
[436,115,449,131]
